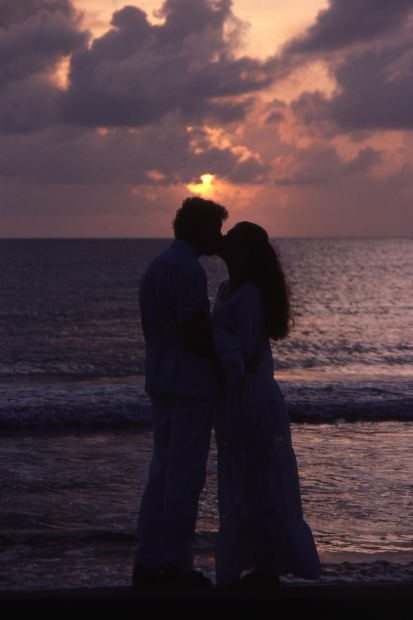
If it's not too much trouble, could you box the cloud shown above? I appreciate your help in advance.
[285,0,413,54]
[0,0,87,86]
[0,117,269,187]
[0,75,60,133]
[329,40,413,130]
[0,0,279,133]
[290,37,413,132]
[60,0,275,127]
[342,146,381,174]
[273,144,341,186]
[283,0,413,132]
[0,0,412,238]
[0,1,272,190]
[273,144,381,186]
[0,0,88,133]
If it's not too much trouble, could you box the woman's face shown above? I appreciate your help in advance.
[221,228,250,272]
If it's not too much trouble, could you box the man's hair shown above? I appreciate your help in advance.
[173,196,228,240]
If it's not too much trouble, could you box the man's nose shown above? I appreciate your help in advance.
[214,234,226,255]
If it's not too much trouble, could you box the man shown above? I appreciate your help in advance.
[132,196,228,590]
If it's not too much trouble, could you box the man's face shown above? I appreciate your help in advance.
[198,224,224,256]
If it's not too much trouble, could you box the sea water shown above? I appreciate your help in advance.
[0,238,412,589]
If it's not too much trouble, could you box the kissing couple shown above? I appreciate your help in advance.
[132,196,321,592]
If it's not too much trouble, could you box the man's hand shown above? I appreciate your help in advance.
[245,351,260,372]
[179,305,216,359]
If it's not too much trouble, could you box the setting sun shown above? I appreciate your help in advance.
[187,173,215,196]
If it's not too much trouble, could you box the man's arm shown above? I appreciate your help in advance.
[180,305,259,371]
[179,304,217,360]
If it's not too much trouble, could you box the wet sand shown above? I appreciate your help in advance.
[1,581,412,613]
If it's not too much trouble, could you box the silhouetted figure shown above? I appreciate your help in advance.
[212,222,321,588]
[133,197,228,591]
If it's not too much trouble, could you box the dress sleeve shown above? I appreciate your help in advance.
[213,327,245,387]
[213,284,264,387]
[231,284,264,360]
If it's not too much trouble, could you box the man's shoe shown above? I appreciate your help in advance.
[238,570,280,591]
[131,563,165,590]
[161,566,213,591]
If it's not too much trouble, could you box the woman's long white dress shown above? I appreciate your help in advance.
[212,280,321,586]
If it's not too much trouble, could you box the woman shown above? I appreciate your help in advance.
[212,222,321,588]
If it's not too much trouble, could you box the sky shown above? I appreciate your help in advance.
[1,0,412,237]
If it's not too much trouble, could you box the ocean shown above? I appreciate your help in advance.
[0,238,412,590]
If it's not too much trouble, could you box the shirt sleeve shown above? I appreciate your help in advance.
[167,264,209,326]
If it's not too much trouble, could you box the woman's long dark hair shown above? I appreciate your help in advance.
[228,222,293,341]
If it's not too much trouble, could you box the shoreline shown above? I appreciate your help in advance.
[2,551,413,594]
[1,369,412,430]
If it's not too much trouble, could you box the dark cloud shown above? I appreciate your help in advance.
[330,41,413,130]
[342,147,381,174]
[0,0,277,133]
[0,0,88,133]
[0,75,59,133]
[0,124,188,184]
[263,98,287,125]
[0,119,268,186]
[60,0,274,127]
[0,0,272,189]
[291,36,413,132]
[285,0,413,54]
[290,90,339,140]
[283,0,413,132]
[265,111,284,125]
[274,144,381,186]
[0,0,74,26]
[187,147,268,185]
[274,145,341,186]
[0,0,87,86]
[156,0,235,44]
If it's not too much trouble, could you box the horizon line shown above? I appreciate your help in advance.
[0,235,411,241]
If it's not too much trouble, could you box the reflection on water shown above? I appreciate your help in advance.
[290,422,413,554]
[0,238,411,382]
[204,237,413,375]
[1,422,412,556]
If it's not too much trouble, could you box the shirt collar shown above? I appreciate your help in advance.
[171,239,198,258]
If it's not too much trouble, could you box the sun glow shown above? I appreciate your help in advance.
[187,173,215,196]
[52,56,71,89]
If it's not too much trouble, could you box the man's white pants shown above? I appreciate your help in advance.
[135,394,214,572]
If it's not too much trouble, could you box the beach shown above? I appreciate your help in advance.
[1,424,413,593]
[1,581,412,618]
[0,238,412,597]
